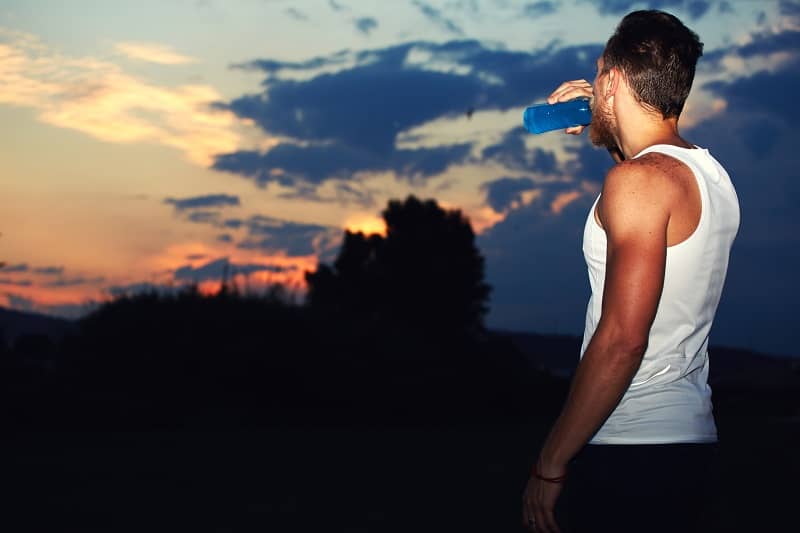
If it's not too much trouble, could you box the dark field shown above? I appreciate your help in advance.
[5,412,798,532]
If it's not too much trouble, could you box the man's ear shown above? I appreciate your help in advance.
[606,67,621,98]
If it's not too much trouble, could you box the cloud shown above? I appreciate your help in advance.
[329,0,346,11]
[0,28,245,166]
[481,127,558,173]
[238,216,341,257]
[355,17,378,35]
[43,276,106,288]
[523,1,558,17]
[700,29,800,154]
[164,194,241,211]
[217,40,600,195]
[114,42,196,65]
[584,0,712,20]
[0,278,33,287]
[782,0,800,16]
[718,1,734,15]
[0,263,29,273]
[285,7,309,21]
[482,177,537,212]
[32,266,65,276]
[173,257,294,283]
[411,0,463,35]
[213,142,472,189]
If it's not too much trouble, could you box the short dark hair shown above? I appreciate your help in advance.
[602,10,703,118]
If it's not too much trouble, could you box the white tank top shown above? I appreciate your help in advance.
[581,144,740,444]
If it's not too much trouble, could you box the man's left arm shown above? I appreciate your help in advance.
[523,161,671,533]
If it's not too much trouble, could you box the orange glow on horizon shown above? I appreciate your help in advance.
[344,215,386,236]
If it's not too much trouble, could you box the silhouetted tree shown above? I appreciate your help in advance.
[306,195,491,337]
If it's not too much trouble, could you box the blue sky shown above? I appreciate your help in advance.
[1,0,798,356]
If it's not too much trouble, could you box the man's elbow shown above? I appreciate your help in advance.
[595,326,649,362]
[611,336,648,362]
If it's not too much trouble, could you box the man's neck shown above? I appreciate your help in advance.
[615,113,692,160]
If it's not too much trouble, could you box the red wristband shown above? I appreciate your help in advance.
[532,465,567,484]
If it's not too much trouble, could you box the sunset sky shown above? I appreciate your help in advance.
[1,0,798,357]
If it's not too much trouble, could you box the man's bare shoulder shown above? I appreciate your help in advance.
[602,155,676,205]
[599,155,675,231]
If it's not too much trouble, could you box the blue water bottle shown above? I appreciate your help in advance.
[523,98,592,134]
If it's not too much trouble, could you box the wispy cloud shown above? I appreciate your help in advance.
[523,1,558,18]
[114,41,196,65]
[411,0,463,35]
[355,17,378,35]
[164,194,241,211]
[0,28,248,166]
[285,7,309,21]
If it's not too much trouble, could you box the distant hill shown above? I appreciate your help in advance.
[497,330,800,389]
[0,306,75,345]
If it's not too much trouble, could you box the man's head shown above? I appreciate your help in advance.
[602,10,703,118]
[590,10,703,148]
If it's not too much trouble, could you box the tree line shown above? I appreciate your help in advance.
[1,196,568,430]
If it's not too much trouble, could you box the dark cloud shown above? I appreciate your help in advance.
[412,0,463,35]
[329,0,345,11]
[222,219,244,229]
[285,7,308,21]
[213,142,472,189]
[781,0,800,16]
[584,0,711,20]
[235,50,352,77]
[217,234,234,243]
[703,61,800,154]
[186,254,208,261]
[481,127,558,173]
[187,210,222,225]
[726,29,800,60]
[355,17,378,35]
[718,1,734,14]
[173,257,294,284]
[482,177,536,212]
[217,40,600,193]
[0,278,33,287]
[238,216,340,257]
[1,263,29,273]
[32,266,65,276]
[523,1,558,17]
[44,277,105,288]
[164,194,241,211]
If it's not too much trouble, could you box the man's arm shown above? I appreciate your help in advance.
[537,159,670,475]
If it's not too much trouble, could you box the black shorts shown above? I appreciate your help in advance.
[564,443,718,533]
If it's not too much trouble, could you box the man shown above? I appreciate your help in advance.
[521,10,739,533]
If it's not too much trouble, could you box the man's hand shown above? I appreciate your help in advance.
[546,79,593,135]
[521,466,565,533]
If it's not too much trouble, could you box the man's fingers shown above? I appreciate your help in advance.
[542,506,561,533]
[565,125,585,135]
[547,79,592,104]
[532,506,548,533]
